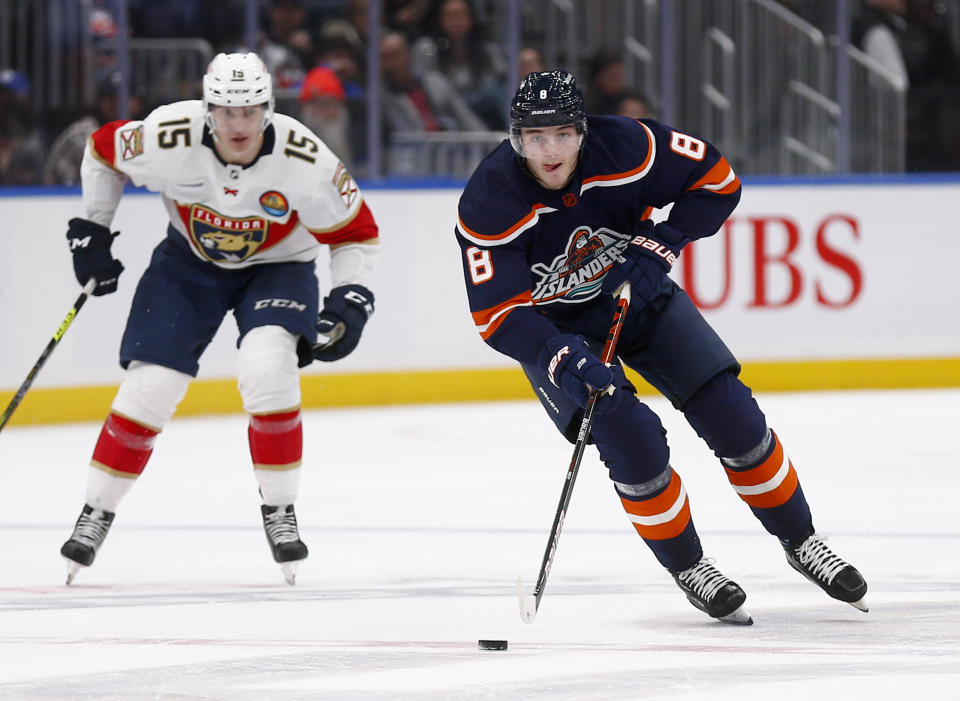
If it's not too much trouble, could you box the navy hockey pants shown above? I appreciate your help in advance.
[119,232,319,376]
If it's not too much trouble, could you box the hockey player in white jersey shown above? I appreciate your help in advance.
[60,52,379,585]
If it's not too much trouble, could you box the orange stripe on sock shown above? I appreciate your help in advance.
[724,431,799,508]
[620,471,692,540]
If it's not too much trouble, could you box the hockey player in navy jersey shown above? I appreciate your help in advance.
[59,53,379,585]
[455,70,867,623]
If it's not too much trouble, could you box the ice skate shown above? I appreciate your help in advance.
[261,504,308,585]
[783,532,868,612]
[60,504,115,585]
[671,557,752,625]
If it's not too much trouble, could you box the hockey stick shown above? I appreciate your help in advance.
[518,281,632,623]
[0,278,97,433]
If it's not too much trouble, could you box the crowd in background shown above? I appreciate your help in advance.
[1,0,959,185]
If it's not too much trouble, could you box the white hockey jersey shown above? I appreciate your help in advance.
[80,100,378,270]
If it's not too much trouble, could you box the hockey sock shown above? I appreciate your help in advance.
[617,467,703,572]
[722,429,813,541]
[87,412,160,511]
[249,409,302,506]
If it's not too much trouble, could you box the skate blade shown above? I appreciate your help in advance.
[280,561,299,586]
[718,604,753,625]
[63,559,84,586]
[847,596,869,613]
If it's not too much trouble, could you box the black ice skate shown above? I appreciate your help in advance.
[783,532,868,612]
[60,504,115,585]
[671,557,753,625]
[261,504,308,585]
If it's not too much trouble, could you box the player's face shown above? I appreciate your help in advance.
[209,104,266,164]
[520,124,581,190]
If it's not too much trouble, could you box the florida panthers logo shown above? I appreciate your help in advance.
[530,226,627,303]
[189,205,268,263]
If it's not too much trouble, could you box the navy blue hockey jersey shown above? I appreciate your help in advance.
[455,115,741,366]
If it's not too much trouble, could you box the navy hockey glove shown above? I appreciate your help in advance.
[66,217,124,296]
[601,221,686,307]
[540,334,615,410]
[312,284,375,362]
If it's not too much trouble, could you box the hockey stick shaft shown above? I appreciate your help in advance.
[520,281,632,623]
[0,278,97,433]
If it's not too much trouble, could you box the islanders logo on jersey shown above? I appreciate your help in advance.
[530,226,628,304]
[189,205,268,263]
[259,190,289,216]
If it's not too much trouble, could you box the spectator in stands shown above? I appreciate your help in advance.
[379,30,486,173]
[315,31,369,171]
[585,48,629,115]
[322,0,371,49]
[0,70,45,186]
[129,0,202,39]
[853,0,960,171]
[259,0,313,91]
[43,71,146,186]
[517,46,546,79]
[298,65,355,171]
[615,90,653,120]
[388,0,434,42]
[412,0,509,129]
[380,30,485,133]
[853,0,910,84]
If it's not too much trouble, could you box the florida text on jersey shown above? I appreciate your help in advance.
[455,115,741,359]
[83,100,377,267]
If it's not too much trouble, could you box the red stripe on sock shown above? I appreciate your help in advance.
[248,409,302,467]
[91,413,158,476]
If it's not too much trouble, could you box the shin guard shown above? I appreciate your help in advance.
[87,413,159,511]
[617,468,703,572]
[722,429,813,541]
[249,409,303,506]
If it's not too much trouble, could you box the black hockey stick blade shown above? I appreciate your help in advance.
[518,281,632,623]
[0,278,97,433]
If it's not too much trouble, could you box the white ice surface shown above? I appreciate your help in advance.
[1,389,958,700]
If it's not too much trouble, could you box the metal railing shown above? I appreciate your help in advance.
[124,38,214,107]
[387,131,508,179]
[1,0,914,181]
[846,44,907,173]
[0,0,96,115]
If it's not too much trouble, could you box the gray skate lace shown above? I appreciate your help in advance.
[264,508,300,544]
[72,511,110,547]
[679,558,728,601]
[795,535,847,584]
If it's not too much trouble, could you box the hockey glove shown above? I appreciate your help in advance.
[66,217,125,296]
[540,334,615,410]
[312,284,375,362]
[601,221,686,308]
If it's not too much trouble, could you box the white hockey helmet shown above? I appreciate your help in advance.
[202,52,274,131]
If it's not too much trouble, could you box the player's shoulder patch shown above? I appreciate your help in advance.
[118,123,144,161]
[331,161,359,209]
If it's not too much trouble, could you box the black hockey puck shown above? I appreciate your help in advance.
[478,639,508,650]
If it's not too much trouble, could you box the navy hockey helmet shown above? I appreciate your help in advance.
[509,70,587,156]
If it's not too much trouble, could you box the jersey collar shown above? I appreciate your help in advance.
[202,124,276,170]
